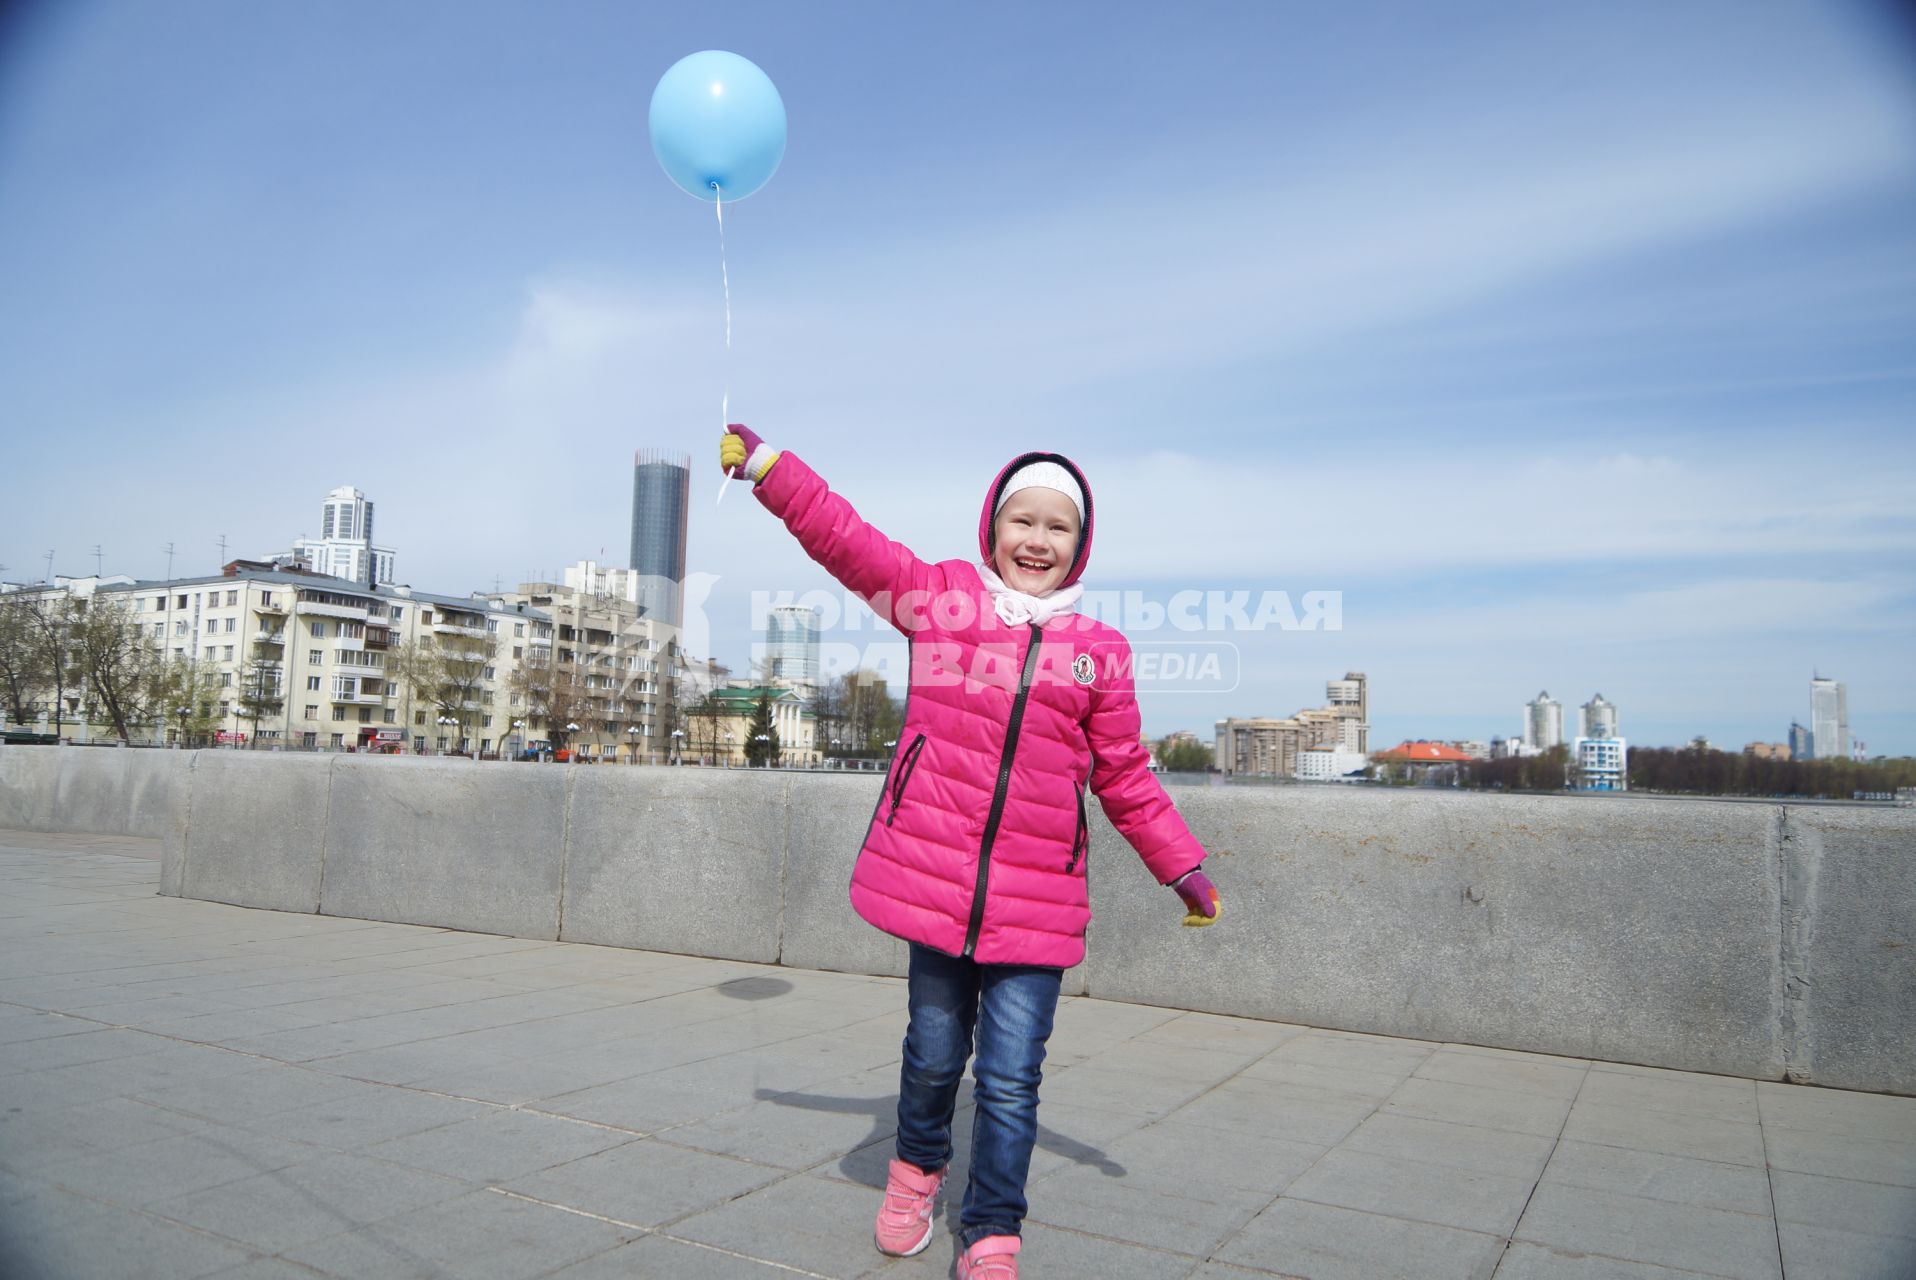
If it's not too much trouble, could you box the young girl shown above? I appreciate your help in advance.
[720,425,1220,1279]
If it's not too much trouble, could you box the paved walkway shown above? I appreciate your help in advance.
[0,832,1911,1280]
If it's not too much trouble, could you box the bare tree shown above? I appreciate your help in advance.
[234,638,285,748]
[67,594,164,743]
[394,632,496,753]
[19,593,77,740]
[507,643,590,754]
[0,593,50,725]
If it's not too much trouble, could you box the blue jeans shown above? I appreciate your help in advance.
[894,942,1063,1246]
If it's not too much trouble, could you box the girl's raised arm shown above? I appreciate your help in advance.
[722,425,933,632]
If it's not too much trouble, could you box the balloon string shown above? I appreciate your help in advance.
[716,182,736,505]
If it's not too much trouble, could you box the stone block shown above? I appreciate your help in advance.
[0,742,59,830]
[560,766,782,963]
[779,773,909,977]
[1785,807,1916,1095]
[320,755,566,940]
[177,751,329,912]
[1082,787,1785,1079]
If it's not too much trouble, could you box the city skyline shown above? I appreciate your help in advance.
[3,3,1912,752]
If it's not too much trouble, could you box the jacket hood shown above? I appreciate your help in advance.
[978,452,1095,590]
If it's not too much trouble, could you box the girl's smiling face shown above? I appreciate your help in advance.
[992,487,1081,595]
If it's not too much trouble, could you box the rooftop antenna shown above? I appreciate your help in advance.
[92,545,103,576]
[43,550,54,583]
[216,533,228,565]
[165,541,176,583]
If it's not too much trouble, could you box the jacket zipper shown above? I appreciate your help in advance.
[1065,781,1087,874]
[886,733,928,826]
[963,622,1045,958]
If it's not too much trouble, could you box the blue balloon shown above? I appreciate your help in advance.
[649,50,787,203]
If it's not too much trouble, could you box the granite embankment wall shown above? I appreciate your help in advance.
[4,744,1911,1095]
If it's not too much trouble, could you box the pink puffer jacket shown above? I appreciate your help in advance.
[756,450,1208,967]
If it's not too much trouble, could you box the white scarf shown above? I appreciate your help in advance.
[977,561,1084,627]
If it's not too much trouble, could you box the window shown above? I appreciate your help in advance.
[513,646,522,659]
[220,672,233,687]
[304,704,318,720]
[305,676,319,691]
[482,739,491,753]
[333,707,347,721]
[339,622,363,640]
[483,666,496,680]
[226,590,238,606]
[175,620,188,636]
[223,645,234,660]
[153,596,164,610]
[226,617,237,633]
[331,733,344,748]
[219,701,230,717]
[487,620,498,633]
[152,623,164,638]
[302,731,317,747]
[422,611,433,625]
[383,709,396,724]
[414,736,425,753]
[262,591,274,606]
[333,677,356,698]
[389,605,401,620]
[414,711,426,726]
[482,715,492,728]
[309,650,323,665]
[176,594,187,608]
[514,622,525,637]
[310,621,326,637]
[359,708,372,723]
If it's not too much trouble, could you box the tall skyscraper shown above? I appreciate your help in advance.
[763,605,822,692]
[281,485,395,585]
[1809,676,1848,761]
[1788,721,1812,760]
[629,451,690,629]
[1525,691,1564,750]
[1579,693,1618,740]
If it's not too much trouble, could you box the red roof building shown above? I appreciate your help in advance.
[1372,740,1474,764]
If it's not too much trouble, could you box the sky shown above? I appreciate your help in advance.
[3,1,1913,753]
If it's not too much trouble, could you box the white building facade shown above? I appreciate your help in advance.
[1809,676,1848,761]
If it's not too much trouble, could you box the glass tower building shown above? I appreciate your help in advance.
[629,451,690,629]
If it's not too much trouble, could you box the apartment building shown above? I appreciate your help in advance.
[92,565,546,754]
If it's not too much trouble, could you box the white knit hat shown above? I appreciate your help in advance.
[995,461,1085,522]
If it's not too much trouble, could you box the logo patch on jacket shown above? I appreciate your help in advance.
[1072,653,1096,686]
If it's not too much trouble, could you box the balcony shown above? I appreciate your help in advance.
[298,601,380,622]
[252,601,286,617]
[432,621,488,640]
[363,628,392,650]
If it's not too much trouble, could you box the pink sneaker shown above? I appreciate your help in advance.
[956,1234,1021,1279]
[873,1158,945,1256]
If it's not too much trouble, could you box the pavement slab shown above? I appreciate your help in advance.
[1,829,1913,1279]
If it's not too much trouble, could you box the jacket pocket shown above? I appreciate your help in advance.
[886,733,928,826]
[1065,781,1088,873]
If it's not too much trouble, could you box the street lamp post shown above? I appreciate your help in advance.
[565,722,581,763]
[670,727,684,766]
[627,725,641,765]
[176,705,189,750]
[436,714,456,756]
[511,719,525,760]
